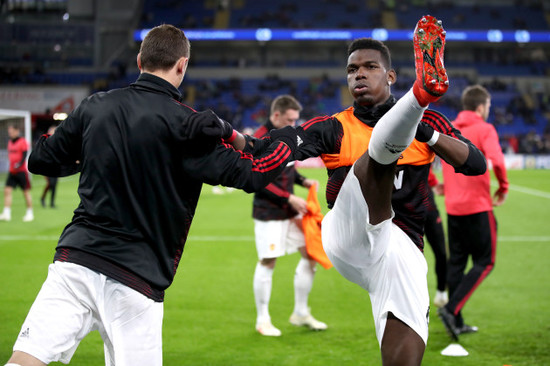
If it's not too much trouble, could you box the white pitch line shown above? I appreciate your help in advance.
[508,184,550,199]
[492,181,550,199]
[498,236,550,242]
[0,235,548,243]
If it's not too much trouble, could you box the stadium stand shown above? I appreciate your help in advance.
[0,0,549,151]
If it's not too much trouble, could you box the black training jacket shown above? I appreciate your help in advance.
[29,73,294,301]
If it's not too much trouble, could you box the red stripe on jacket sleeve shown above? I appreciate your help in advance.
[301,115,332,130]
[422,110,457,138]
[252,143,291,172]
[265,183,291,198]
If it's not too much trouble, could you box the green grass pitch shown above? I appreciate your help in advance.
[1,168,549,365]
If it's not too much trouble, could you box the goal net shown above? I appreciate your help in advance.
[0,109,32,175]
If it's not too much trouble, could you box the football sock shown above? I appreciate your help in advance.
[293,258,316,317]
[368,89,427,165]
[2,207,11,216]
[253,262,274,323]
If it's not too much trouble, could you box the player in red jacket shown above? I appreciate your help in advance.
[0,124,33,222]
[438,84,509,340]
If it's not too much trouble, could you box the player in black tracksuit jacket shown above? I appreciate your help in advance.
[9,24,307,366]
[28,72,300,303]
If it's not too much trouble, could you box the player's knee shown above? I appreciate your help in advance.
[260,258,276,268]
[7,350,47,366]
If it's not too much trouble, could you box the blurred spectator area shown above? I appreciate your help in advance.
[0,0,549,152]
[140,0,550,30]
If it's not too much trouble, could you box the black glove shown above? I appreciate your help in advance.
[242,134,270,156]
[186,109,234,140]
[204,116,234,140]
[269,126,305,152]
[415,122,435,143]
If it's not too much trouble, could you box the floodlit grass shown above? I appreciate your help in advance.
[1,168,549,365]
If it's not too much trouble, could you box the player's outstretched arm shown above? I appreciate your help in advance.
[28,109,84,177]
[182,127,303,193]
[29,134,82,177]
[416,117,487,176]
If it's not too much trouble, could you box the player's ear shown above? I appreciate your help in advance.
[137,53,142,71]
[177,57,188,74]
[387,69,397,86]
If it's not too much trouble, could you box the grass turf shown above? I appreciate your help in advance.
[0,168,549,365]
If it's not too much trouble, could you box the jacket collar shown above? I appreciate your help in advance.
[352,95,397,127]
[131,73,182,101]
[453,110,485,128]
[264,120,275,131]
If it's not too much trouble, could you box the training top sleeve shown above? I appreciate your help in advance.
[293,115,342,160]
[480,124,509,193]
[181,140,294,193]
[422,109,486,176]
[294,170,307,186]
[28,100,86,177]
[260,182,291,204]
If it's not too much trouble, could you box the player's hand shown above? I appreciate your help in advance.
[187,109,234,140]
[415,122,435,143]
[242,134,270,156]
[269,126,309,152]
[288,194,308,215]
[269,126,299,151]
[493,188,507,207]
[433,183,444,196]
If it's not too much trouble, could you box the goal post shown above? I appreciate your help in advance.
[0,109,32,174]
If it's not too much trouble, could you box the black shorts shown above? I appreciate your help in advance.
[6,171,31,190]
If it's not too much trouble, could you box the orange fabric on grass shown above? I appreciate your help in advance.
[303,185,332,269]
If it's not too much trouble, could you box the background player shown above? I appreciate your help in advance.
[252,94,326,337]
[437,84,509,340]
[0,124,33,222]
[40,125,59,209]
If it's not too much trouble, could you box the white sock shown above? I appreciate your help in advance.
[253,262,274,323]
[5,363,23,366]
[369,89,427,165]
[26,208,33,215]
[2,207,11,216]
[293,258,316,317]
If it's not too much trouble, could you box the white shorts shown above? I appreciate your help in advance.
[254,217,305,259]
[321,170,430,346]
[13,261,164,365]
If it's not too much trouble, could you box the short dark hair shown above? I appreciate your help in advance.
[347,38,392,69]
[270,95,302,115]
[139,24,191,72]
[461,85,490,111]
